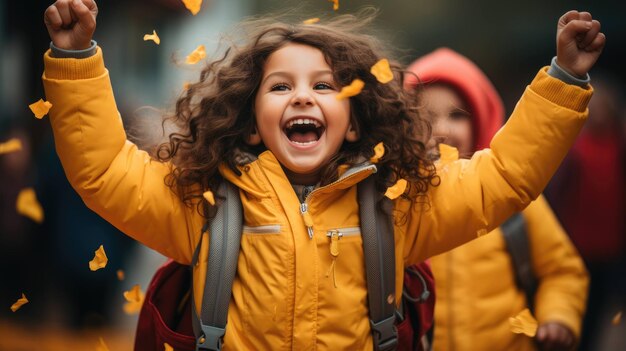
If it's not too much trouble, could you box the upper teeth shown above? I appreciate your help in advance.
[286,118,321,128]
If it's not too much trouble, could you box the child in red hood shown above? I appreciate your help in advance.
[405,48,589,351]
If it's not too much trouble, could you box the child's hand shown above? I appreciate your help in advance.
[44,0,98,50]
[535,322,575,351]
[556,10,605,78]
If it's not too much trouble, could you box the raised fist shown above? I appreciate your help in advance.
[44,0,98,50]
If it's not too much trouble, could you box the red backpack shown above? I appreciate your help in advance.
[135,177,435,351]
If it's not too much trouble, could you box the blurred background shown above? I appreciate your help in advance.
[0,0,624,350]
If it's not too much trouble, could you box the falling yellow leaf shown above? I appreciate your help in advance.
[123,284,145,315]
[336,79,364,100]
[303,18,320,25]
[89,245,108,271]
[613,311,622,325]
[10,293,28,312]
[370,59,394,84]
[143,30,160,45]
[186,45,206,65]
[29,99,53,119]
[183,82,191,90]
[96,337,110,351]
[0,138,22,154]
[164,342,174,351]
[182,0,202,15]
[16,188,44,223]
[203,190,215,205]
[384,179,407,200]
[509,308,538,337]
[328,0,339,11]
[117,269,125,281]
[370,142,385,163]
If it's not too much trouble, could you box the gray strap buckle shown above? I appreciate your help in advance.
[196,325,225,351]
[370,315,398,351]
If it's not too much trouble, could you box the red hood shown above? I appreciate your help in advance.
[405,48,504,151]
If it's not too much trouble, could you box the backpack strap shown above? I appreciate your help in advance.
[358,175,398,351]
[501,212,537,312]
[191,181,242,351]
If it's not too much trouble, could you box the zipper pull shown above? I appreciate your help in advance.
[326,230,342,288]
[300,203,314,239]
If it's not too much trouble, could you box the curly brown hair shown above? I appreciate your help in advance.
[157,8,438,214]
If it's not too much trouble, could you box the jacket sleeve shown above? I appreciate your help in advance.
[400,67,593,263]
[42,48,203,264]
[526,195,589,338]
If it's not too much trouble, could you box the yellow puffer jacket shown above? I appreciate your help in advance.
[430,193,589,351]
[42,48,592,350]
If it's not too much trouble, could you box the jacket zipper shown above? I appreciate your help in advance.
[299,164,377,239]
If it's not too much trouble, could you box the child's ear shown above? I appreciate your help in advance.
[345,123,359,142]
[245,124,262,145]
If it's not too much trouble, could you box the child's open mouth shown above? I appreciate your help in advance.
[283,118,325,145]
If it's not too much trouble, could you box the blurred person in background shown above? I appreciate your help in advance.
[546,73,626,351]
[406,48,589,351]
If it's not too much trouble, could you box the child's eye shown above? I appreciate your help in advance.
[270,83,290,92]
[313,82,334,90]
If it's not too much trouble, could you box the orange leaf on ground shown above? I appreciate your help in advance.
[370,142,385,163]
[370,59,393,84]
[186,45,206,64]
[0,138,22,154]
[16,188,44,223]
[123,284,145,315]
[182,0,202,15]
[509,308,538,337]
[29,99,52,119]
[89,245,108,271]
[335,79,364,100]
[384,179,407,200]
[96,337,110,351]
[143,30,161,45]
[10,293,28,312]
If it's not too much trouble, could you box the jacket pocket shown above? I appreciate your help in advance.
[242,224,281,235]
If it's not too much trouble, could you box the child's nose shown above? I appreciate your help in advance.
[291,90,315,107]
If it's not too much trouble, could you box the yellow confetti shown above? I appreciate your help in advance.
[509,308,538,337]
[613,311,622,325]
[370,59,394,84]
[123,284,145,315]
[96,337,110,351]
[303,18,320,25]
[182,0,202,15]
[16,188,44,223]
[164,342,174,351]
[336,79,364,100]
[186,45,206,65]
[10,293,28,312]
[0,138,22,154]
[384,179,407,200]
[143,30,160,45]
[117,269,125,281]
[328,0,339,11]
[370,142,385,163]
[29,99,53,119]
[89,245,108,271]
[203,190,215,205]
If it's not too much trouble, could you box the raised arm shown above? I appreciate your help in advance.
[42,0,202,263]
[401,11,605,262]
